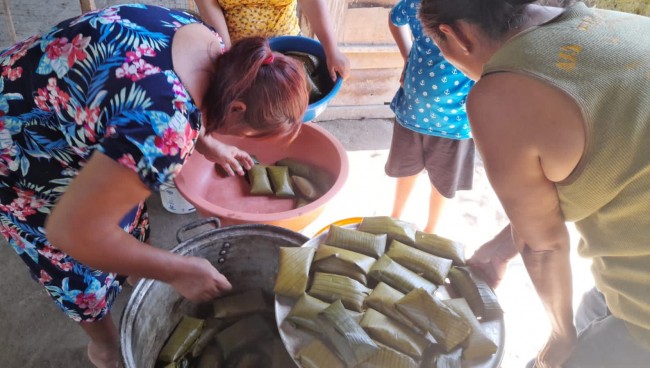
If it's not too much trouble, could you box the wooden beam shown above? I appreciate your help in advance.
[2,0,17,44]
[79,0,96,13]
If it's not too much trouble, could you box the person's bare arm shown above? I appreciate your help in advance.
[388,13,412,86]
[298,0,350,80]
[468,73,579,367]
[45,152,231,301]
[194,0,231,48]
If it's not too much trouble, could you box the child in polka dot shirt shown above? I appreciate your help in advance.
[385,0,476,233]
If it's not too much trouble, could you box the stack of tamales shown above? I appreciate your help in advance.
[275,216,503,367]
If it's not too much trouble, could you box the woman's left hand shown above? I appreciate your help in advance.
[196,134,254,176]
[325,48,350,81]
[533,329,578,368]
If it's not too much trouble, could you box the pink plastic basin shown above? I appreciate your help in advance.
[175,123,349,231]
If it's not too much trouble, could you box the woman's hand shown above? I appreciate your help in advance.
[169,256,232,302]
[196,133,254,176]
[467,225,519,288]
[533,329,578,368]
[325,47,350,81]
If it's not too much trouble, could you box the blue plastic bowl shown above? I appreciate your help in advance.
[268,36,343,122]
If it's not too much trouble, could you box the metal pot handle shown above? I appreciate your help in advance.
[175,217,222,243]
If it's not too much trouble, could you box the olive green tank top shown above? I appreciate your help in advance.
[483,2,650,348]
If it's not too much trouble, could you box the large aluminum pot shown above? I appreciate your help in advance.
[119,218,309,368]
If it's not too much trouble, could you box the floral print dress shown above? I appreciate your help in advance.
[0,5,210,322]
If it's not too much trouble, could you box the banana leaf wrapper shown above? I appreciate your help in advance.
[213,288,268,319]
[158,315,205,363]
[286,293,363,335]
[324,224,387,258]
[267,165,295,198]
[291,175,321,200]
[275,158,335,194]
[365,282,430,337]
[358,216,417,245]
[296,338,346,368]
[284,51,321,75]
[317,300,380,366]
[357,344,420,368]
[447,266,503,321]
[190,318,225,357]
[414,231,466,266]
[274,246,316,299]
[395,288,471,352]
[248,164,273,195]
[312,244,376,284]
[308,272,371,312]
[360,308,431,359]
[369,254,437,295]
[271,338,295,368]
[387,239,453,284]
[443,298,498,360]
[196,344,223,368]
[215,314,273,360]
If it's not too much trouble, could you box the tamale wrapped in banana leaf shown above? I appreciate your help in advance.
[365,282,430,337]
[286,293,363,334]
[190,318,224,357]
[196,344,223,368]
[248,164,273,195]
[274,246,316,299]
[360,308,431,359]
[275,158,335,194]
[369,255,437,294]
[271,338,295,368]
[357,344,420,368]
[215,314,273,360]
[413,231,466,266]
[395,288,471,352]
[447,267,503,321]
[358,216,417,245]
[291,175,320,200]
[324,224,387,258]
[284,51,323,102]
[386,239,453,284]
[312,244,376,284]
[308,272,371,312]
[317,300,380,366]
[158,315,205,363]
[267,165,295,198]
[443,298,498,360]
[296,338,346,368]
[213,288,268,319]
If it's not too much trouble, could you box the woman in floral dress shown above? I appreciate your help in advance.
[0,4,308,367]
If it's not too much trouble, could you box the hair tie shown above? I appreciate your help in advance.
[262,53,275,65]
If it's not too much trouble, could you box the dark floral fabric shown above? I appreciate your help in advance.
[0,4,210,321]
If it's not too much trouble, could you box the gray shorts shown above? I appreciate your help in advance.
[384,119,475,198]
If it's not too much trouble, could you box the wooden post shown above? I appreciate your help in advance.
[3,0,17,44]
[79,0,96,13]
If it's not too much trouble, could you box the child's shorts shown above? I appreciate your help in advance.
[3,202,149,323]
[385,120,475,198]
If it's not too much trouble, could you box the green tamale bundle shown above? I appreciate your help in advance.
[369,255,437,294]
[312,244,376,284]
[213,288,267,319]
[395,288,471,352]
[266,165,295,198]
[386,239,454,284]
[447,267,503,321]
[358,216,417,245]
[296,338,346,368]
[158,315,205,363]
[365,282,430,336]
[248,164,273,195]
[443,298,498,360]
[413,231,466,266]
[308,272,371,312]
[196,345,223,368]
[215,314,273,360]
[317,300,380,366]
[274,246,316,299]
[324,224,387,258]
[286,293,363,334]
[360,308,431,359]
[291,175,320,200]
[190,318,224,357]
[357,344,420,368]
[275,158,335,194]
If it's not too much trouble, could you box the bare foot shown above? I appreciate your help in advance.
[87,341,119,368]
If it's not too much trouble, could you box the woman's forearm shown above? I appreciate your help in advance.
[195,0,231,48]
[298,0,338,54]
